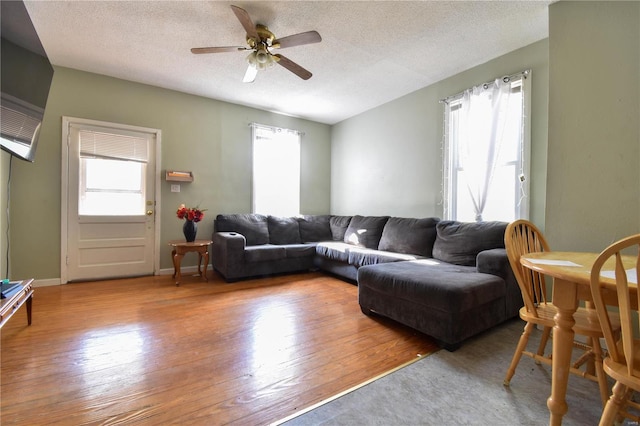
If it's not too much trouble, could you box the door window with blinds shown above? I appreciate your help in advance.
[252,124,301,217]
[78,129,150,216]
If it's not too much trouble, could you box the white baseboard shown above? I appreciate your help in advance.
[32,278,62,287]
[157,266,202,275]
[30,266,204,287]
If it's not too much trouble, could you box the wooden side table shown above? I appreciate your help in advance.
[168,240,213,286]
[0,278,34,329]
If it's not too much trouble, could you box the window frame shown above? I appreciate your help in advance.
[251,123,301,217]
[442,72,531,222]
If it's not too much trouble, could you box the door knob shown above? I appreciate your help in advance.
[146,210,153,216]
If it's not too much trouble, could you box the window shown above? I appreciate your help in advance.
[252,124,301,216]
[78,129,150,216]
[442,71,530,222]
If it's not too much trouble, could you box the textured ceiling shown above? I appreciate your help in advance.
[24,1,550,125]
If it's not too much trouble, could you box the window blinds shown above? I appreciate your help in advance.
[79,129,149,163]
[0,105,41,145]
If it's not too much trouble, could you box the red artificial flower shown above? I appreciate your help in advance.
[176,204,206,223]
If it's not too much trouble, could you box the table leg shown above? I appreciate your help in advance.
[202,249,209,282]
[548,278,579,426]
[173,251,184,286]
[26,294,32,326]
[171,249,177,278]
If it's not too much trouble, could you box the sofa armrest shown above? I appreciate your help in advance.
[212,232,247,275]
[213,231,246,250]
[476,248,510,278]
[477,248,522,318]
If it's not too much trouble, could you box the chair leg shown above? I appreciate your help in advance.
[591,337,610,407]
[616,389,640,424]
[599,381,627,426]
[535,326,552,364]
[504,321,535,386]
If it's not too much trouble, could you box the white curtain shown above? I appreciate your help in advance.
[457,78,513,221]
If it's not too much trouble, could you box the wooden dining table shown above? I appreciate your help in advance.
[520,251,638,426]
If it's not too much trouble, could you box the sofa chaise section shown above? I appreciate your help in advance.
[357,220,519,350]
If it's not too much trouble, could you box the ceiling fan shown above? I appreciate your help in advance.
[191,5,322,83]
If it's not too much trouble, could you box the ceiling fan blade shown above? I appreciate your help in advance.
[274,31,322,49]
[191,46,248,54]
[231,5,258,40]
[273,54,312,80]
[243,65,258,83]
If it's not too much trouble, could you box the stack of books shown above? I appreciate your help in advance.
[1,280,22,299]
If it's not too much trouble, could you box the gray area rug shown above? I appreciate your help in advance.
[281,318,612,425]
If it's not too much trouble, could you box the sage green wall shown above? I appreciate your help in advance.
[331,39,549,224]
[7,66,331,280]
[546,1,640,251]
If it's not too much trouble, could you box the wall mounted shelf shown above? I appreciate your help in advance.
[165,171,193,182]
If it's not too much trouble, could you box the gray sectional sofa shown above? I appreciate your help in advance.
[212,213,521,350]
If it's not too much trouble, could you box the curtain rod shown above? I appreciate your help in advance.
[439,69,531,104]
[248,122,304,136]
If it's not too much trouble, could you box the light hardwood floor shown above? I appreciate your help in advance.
[1,272,438,425]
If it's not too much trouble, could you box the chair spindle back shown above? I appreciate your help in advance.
[505,220,552,316]
[590,234,640,375]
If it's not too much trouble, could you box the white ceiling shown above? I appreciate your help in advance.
[24,1,551,125]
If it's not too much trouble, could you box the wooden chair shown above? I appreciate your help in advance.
[590,234,640,425]
[503,219,617,407]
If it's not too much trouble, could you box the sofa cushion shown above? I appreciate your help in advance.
[284,244,318,259]
[297,215,332,242]
[268,216,302,245]
[330,216,352,241]
[348,247,424,268]
[344,215,390,249]
[215,214,269,246]
[378,217,440,257]
[358,259,506,312]
[432,221,507,266]
[244,245,286,262]
[316,241,351,262]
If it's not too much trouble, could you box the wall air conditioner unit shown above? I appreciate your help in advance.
[0,94,44,162]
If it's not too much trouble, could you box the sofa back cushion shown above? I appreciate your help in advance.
[432,220,507,266]
[344,215,390,249]
[378,217,440,256]
[268,216,302,245]
[215,214,269,246]
[330,216,352,241]
[297,215,332,242]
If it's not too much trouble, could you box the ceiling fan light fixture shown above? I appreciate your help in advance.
[246,51,257,67]
[247,47,276,71]
[255,48,270,64]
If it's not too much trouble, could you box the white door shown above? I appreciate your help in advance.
[63,118,159,282]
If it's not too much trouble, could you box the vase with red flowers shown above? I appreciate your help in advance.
[176,204,206,242]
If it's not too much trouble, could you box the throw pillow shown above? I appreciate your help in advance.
[268,216,302,245]
[343,215,390,249]
[378,217,440,256]
[215,214,269,246]
[297,215,332,242]
[432,220,507,266]
[329,216,352,241]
